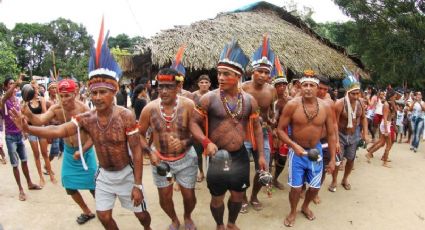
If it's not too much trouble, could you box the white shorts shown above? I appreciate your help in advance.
[380,122,391,136]
[95,165,148,212]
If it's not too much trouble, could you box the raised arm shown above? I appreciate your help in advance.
[22,103,57,126]
[1,79,21,109]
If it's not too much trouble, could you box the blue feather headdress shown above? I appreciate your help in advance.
[217,39,249,76]
[88,17,122,91]
[251,34,275,71]
[342,66,360,93]
[169,45,186,80]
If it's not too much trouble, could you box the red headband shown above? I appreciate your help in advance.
[156,75,175,82]
[58,79,77,93]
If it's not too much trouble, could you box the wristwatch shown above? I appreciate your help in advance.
[133,184,143,190]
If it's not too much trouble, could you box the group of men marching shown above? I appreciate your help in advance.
[3,20,371,229]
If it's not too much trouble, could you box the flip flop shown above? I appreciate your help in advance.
[185,222,197,230]
[28,184,42,190]
[283,216,295,227]
[168,224,180,230]
[365,153,373,163]
[301,210,316,221]
[341,183,351,190]
[240,203,249,214]
[76,213,95,225]
[250,201,263,211]
[328,185,337,192]
[18,192,26,201]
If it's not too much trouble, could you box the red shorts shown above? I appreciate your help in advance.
[373,114,383,126]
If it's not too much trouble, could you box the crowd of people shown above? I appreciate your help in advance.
[1,27,424,230]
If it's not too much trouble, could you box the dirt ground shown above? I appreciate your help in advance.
[1,140,425,230]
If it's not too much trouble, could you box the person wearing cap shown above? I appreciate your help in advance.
[241,34,276,212]
[1,76,42,202]
[366,89,398,167]
[138,67,198,230]
[192,74,212,183]
[270,56,291,191]
[19,79,97,224]
[334,67,368,189]
[277,70,336,227]
[10,21,152,229]
[313,75,340,203]
[190,39,266,230]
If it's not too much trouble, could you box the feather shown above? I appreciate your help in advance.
[95,16,105,68]
[261,33,269,58]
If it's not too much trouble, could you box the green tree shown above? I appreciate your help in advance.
[329,0,425,89]
[0,41,19,83]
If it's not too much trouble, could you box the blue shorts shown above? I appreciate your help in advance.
[5,134,27,167]
[49,138,60,156]
[244,128,271,171]
[28,134,39,142]
[288,142,323,189]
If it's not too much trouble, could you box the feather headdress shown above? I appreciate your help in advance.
[271,56,288,85]
[87,17,122,91]
[342,66,360,93]
[217,39,249,76]
[251,33,275,71]
[300,69,319,85]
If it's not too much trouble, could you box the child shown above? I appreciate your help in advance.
[396,104,405,143]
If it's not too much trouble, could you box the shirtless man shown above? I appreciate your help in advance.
[192,74,212,182]
[21,79,98,225]
[270,60,291,190]
[11,29,152,230]
[314,75,340,203]
[191,40,266,230]
[289,77,301,97]
[45,80,63,162]
[139,68,198,230]
[277,71,336,227]
[241,34,276,212]
[333,68,368,191]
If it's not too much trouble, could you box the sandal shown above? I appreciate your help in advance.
[284,215,295,227]
[301,209,316,221]
[185,222,197,230]
[19,192,26,201]
[28,184,42,190]
[76,213,95,225]
[240,203,249,214]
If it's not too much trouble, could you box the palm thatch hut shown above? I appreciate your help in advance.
[125,1,367,90]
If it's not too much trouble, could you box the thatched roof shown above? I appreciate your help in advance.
[145,1,367,79]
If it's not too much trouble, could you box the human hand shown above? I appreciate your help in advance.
[131,187,143,207]
[9,108,29,132]
[326,160,335,174]
[206,142,218,157]
[292,144,305,157]
[336,142,341,154]
[150,152,160,166]
[258,155,267,171]
[73,151,81,160]
[168,136,183,153]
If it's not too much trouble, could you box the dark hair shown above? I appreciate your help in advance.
[198,74,210,83]
[3,77,13,88]
[158,68,179,77]
[386,89,396,101]
[131,84,146,108]
[316,75,329,85]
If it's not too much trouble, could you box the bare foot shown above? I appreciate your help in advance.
[168,220,180,230]
[50,176,58,184]
[39,178,46,187]
[184,218,196,230]
[227,223,240,230]
[383,161,392,168]
[273,180,285,190]
[365,152,373,163]
[283,213,296,227]
[19,191,27,201]
[301,208,316,221]
[313,195,321,204]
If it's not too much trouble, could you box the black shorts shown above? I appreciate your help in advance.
[193,142,204,157]
[206,146,250,196]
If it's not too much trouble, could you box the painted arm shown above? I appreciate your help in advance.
[138,103,157,164]
[23,104,57,126]
[251,98,266,170]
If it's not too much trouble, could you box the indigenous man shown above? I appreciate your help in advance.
[314,75,340,203]
[11,24,152,230]
[241,34,276,212]
[333,67,368,191]
[289,76,302,97]
[277,70,336,227]
[21,79,98,225]
[139,68,198,230]
[270,56,290,190]
[1,77,42,201]
[192,74,212,182]
[45,80,63,162]
[190,40,266,230]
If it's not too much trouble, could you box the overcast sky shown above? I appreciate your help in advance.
[0,0,350,38]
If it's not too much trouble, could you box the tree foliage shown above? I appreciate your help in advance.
[316,0,425,89]
[0,23,19,83]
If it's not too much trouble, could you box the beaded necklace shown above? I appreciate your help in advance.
[96,107,115,132]
[302,97,319,123]
[160,97,179,131]
[220,90,244,123]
